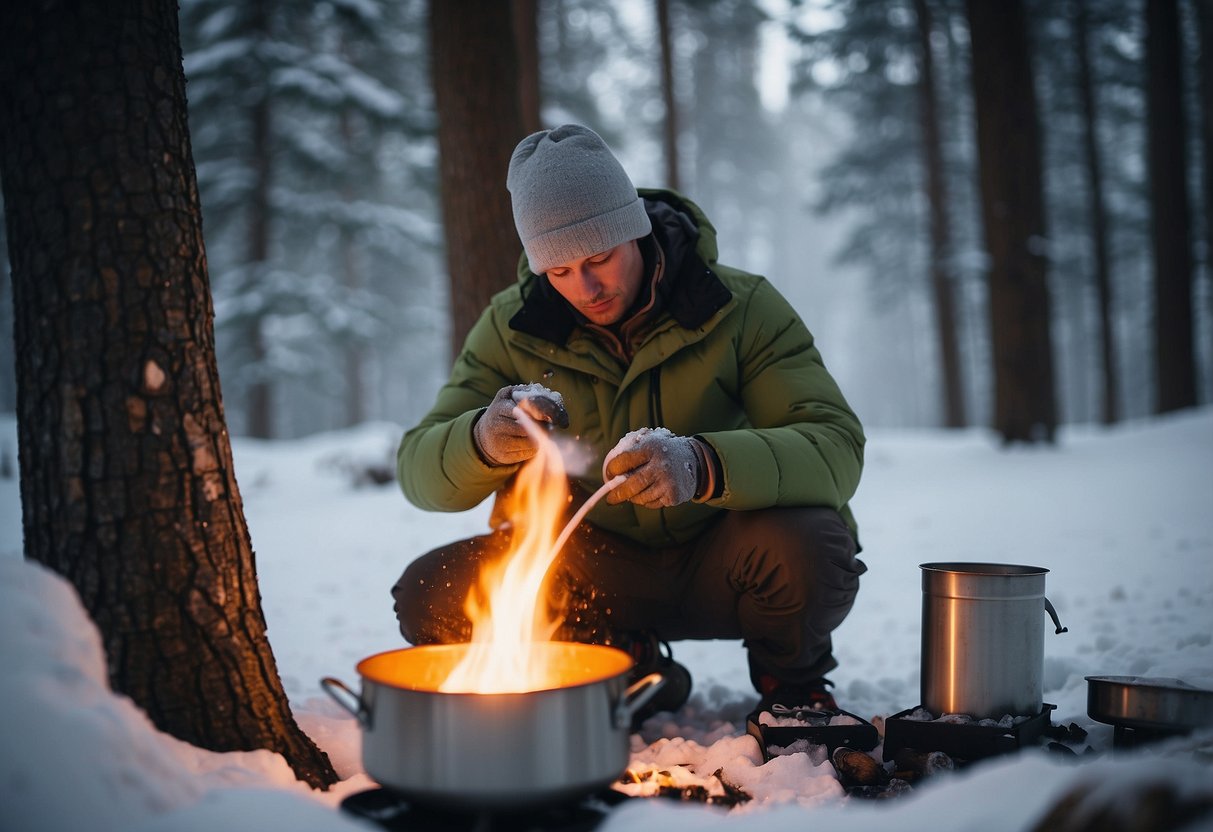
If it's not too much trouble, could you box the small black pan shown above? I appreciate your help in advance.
[1086,675,1213,733]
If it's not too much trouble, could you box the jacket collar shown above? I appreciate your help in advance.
[508,192,733,346]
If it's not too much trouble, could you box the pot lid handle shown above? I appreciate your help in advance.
[614,672,666,730]
[321,676,370,728]
[1045,597,1068,634]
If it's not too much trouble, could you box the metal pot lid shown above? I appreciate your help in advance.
[1086,675,1213,732]
[1086,675,1209,692]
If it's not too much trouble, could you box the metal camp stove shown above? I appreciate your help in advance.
[881,703,1056,762]
[1109,723,1191,750]
[746,705,880,763]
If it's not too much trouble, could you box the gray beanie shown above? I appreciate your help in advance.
[507,124,652,274]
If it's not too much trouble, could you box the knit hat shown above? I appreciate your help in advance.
[507,124,652,274]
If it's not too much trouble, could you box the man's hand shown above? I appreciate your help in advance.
[602,428,704,508]
[473,384,568,466]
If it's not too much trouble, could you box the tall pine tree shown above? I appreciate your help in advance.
[966,0,1057,442]
[0,0,336,787]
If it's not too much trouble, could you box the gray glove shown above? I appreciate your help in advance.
[473,384,568,466]
[602,428,704,508]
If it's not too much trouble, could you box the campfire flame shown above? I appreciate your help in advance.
[438,411,569,693]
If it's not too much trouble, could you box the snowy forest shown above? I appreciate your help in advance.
[1,0,1211,441]
[1,2,1212,824]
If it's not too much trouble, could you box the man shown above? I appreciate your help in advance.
[393,124,866,722]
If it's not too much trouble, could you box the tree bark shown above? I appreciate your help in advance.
[0,0,336,788]
[1073,0,1120,424]
[1145,0,1197,413]
[513,0,543,135]
[339,104,366,428]
[657,0,682,191]
[1194,0,1213,397]
[912,0,966,428]
[430,0,528,360]
[965,0,1057,442]
[0,214,12,412]
[245,0,275,438]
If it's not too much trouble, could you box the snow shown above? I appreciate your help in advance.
[603,426,675,473]
[1,409,1212,831]
[757,710,862,727]
[511,382,565,408]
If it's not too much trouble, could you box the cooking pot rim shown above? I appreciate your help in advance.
[355,641,636,696]
[1085,674,1213,731]
[920,561,1049,576]
[1085,674,1213,695]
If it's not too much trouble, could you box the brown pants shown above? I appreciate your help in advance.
[391,507,865,686]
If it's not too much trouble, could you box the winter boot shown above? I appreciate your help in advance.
[754,674,838,716]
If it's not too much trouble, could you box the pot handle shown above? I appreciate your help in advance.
[321,676,370,728]
[613,672,666,730]
[1045,597,1068,634]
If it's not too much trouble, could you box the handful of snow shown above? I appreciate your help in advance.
[510,383,568,428]
[602,427,675,479]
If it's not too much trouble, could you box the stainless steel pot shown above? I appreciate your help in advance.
[920,562,1067,719]
[321,642,664,807]
[1086,675,1213,733]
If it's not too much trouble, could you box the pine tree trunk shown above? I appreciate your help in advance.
[1145,0,1197,413]
[657,0,682,192]
[0,218,12,412]
[245,0,275,438]
[513,0,543,135]
[1073,0,1120,425]
[430,0,527,359]
[341,226,366,428]
[1194,0,1213,397]
[912,0,966,428]
[339,106,366,428]
[0,0,336,788]
[965,0,1057,442]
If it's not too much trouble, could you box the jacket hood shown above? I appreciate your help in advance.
[508,189,732,344]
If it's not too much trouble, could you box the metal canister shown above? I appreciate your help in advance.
[920,562,1065,719]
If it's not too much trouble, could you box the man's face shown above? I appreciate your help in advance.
[545,240,644,326]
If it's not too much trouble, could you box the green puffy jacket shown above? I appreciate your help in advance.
[398,190,864,548]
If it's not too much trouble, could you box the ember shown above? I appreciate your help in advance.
[617,766,751,808]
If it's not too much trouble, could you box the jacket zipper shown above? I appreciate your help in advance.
[648,366,663,427]
[648,365,675,536]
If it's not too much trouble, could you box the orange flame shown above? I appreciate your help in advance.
[438,412,569,693]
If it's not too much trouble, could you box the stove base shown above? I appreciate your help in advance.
[882,703,1055,762]
[1112,723,1192,750]
[340,786,631,832]
[745,707,880,763]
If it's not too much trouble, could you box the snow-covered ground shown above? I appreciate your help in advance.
[1,409,1211,831]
